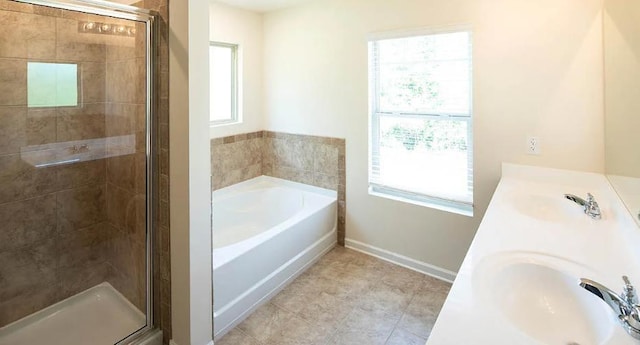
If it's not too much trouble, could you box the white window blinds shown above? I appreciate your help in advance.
[368,29,473,215]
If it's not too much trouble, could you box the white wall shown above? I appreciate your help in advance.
[604,0,640,177]
[263,0,605,272]
[209,2,263,138]
[169,0,213,343]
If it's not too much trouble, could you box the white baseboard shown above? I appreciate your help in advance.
[345,238,457,283]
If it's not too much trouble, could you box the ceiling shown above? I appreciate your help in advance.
[213,0,316,13]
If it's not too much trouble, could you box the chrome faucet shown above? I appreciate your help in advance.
[579,276,640,339]
[564,193,602,219]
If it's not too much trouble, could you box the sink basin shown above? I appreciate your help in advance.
[509,193,587,222]
[474,253,614,344]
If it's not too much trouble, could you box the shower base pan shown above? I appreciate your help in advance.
[0,282,145,345]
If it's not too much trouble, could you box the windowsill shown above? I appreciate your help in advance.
[210,120,241,128]
[368,187,473,217]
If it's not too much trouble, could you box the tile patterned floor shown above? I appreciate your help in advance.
[217,247,452,345]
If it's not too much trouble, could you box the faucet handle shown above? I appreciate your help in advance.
[623,276,639,306]
[586,193,599,207]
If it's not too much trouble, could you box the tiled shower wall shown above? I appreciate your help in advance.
[211,131,346,244]
[136,0,173,342]
[0,1,164,330]
[104,17,148,311]
[0,4,112,326]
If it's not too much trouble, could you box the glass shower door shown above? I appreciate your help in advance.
[0,0,155,343]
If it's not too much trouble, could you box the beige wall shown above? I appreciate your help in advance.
[263,0,605,272]
[169,0,213,343]
[209,2,264,138]
[604,0,640,177]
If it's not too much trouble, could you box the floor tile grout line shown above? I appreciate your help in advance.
[384,303,411,345]
[232,326,265,345]
[219,247,450,345]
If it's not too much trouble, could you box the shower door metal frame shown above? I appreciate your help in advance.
[7,0,159,343]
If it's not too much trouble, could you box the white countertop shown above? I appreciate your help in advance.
[426,164,640,345]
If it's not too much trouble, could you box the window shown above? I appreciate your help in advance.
[210,42,238,125]
[27,62,78,107]
[368,28,473,216]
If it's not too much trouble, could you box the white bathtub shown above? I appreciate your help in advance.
[212,176,337,338]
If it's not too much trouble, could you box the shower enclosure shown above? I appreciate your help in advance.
[0,0,158,343]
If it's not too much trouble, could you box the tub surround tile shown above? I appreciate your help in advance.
[270,165,314,186]
[219,248,451,345]
[313,173,339,191]
[211,130,347,245]
[314,144,339,175]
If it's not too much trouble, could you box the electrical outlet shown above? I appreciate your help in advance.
[527,136,540,155]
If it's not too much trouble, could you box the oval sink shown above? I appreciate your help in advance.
[509,193,586,222]
[475,253,614,345]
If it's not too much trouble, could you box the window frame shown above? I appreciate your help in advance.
[209,41,239,126]
[368,27,474,217]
